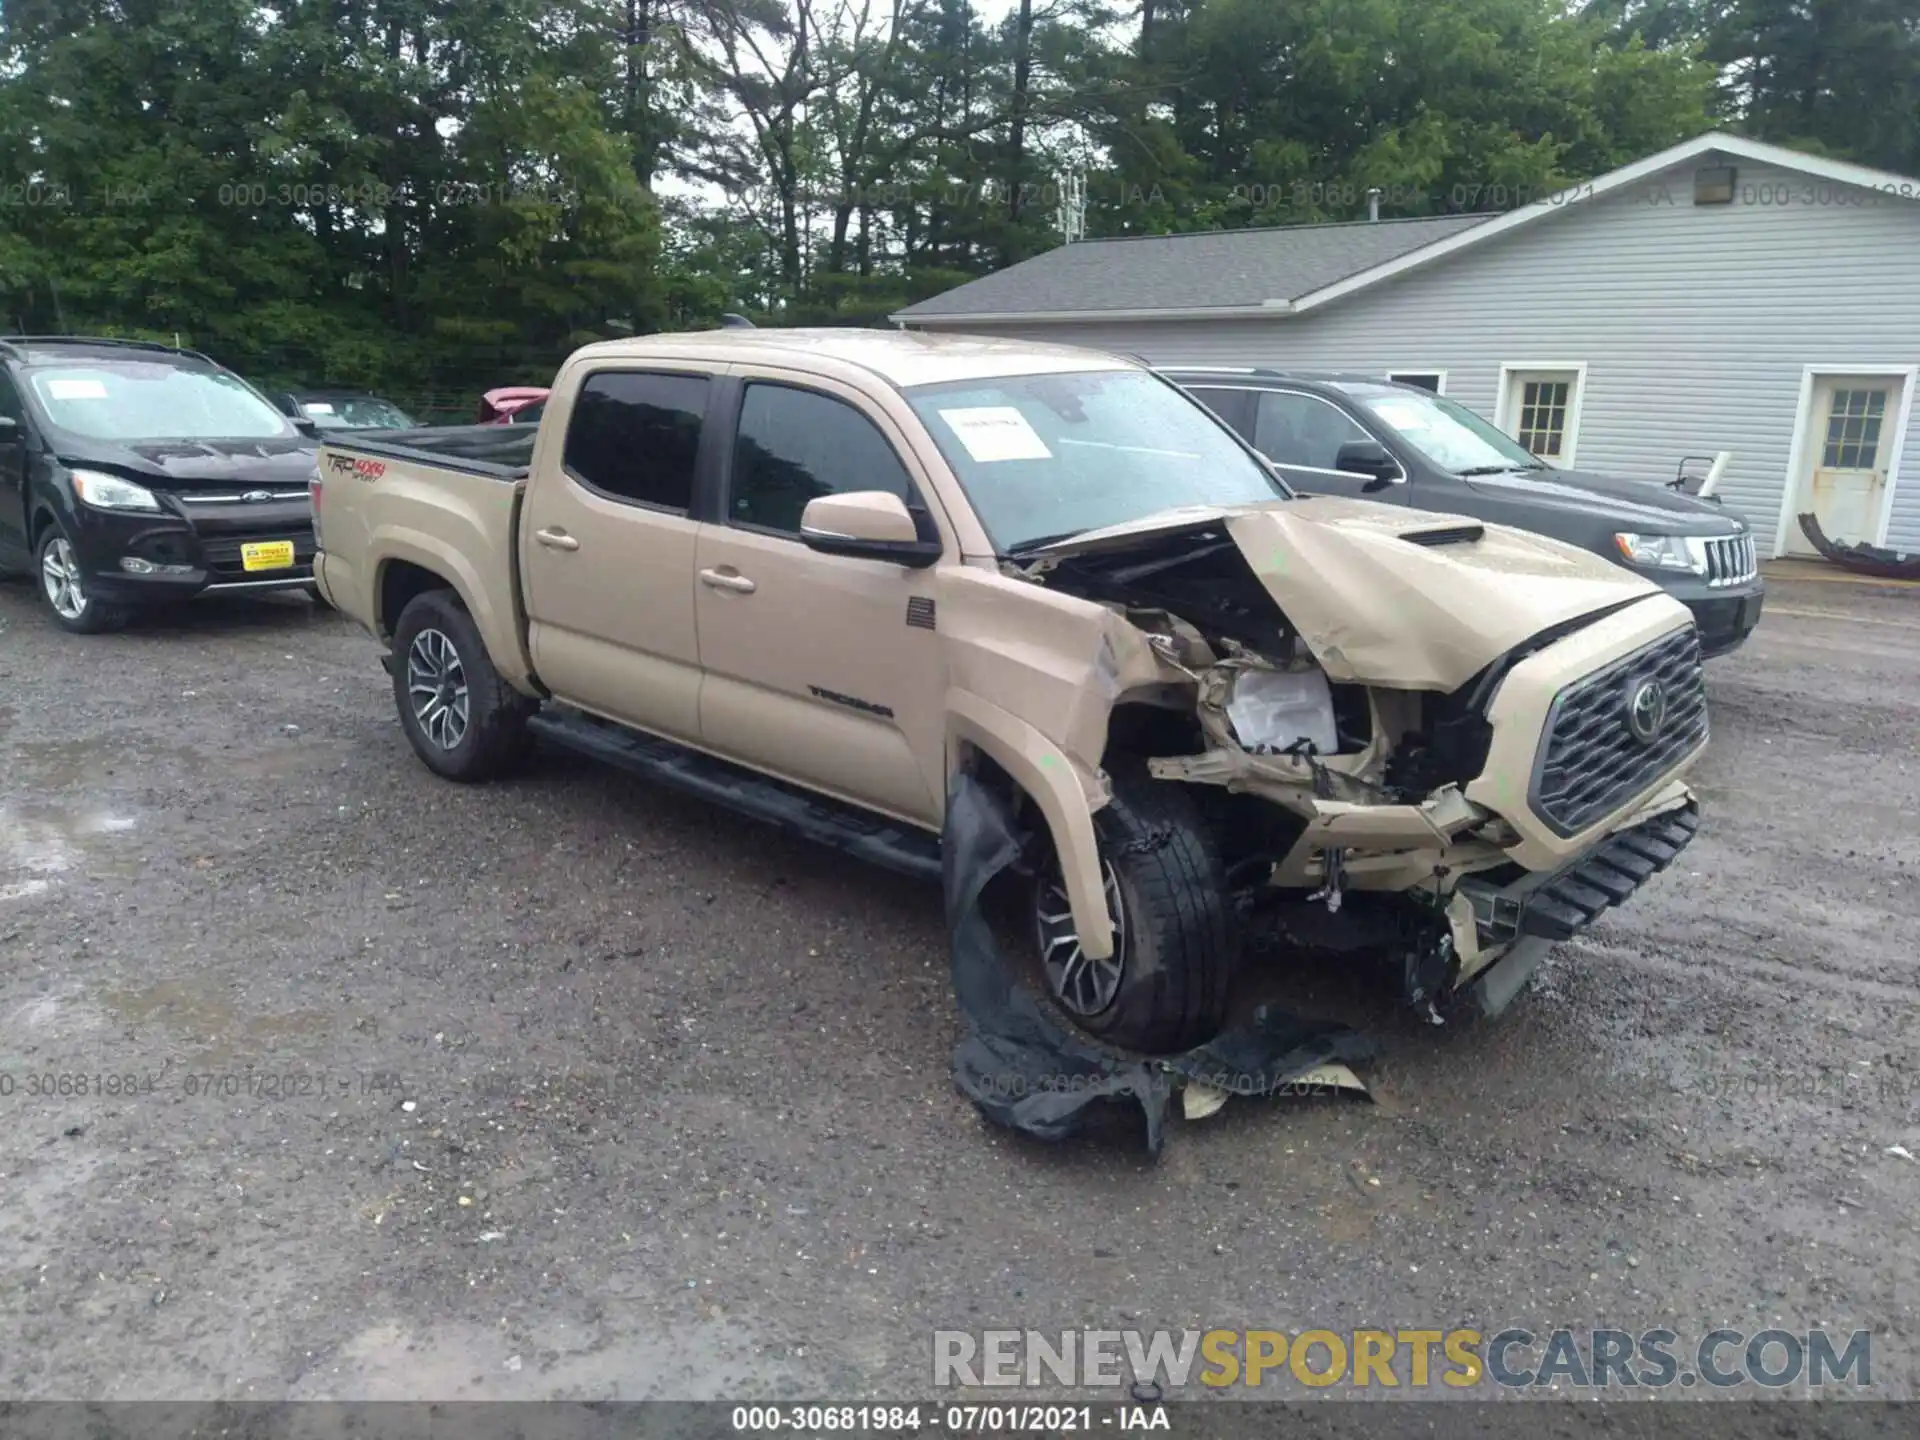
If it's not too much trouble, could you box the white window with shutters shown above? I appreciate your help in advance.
[1496,362,1589,467]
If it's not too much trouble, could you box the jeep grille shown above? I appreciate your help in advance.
[1530,625,1708,837]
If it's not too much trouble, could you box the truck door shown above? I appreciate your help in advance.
[518,366,715,742]
[692,375,948,828]
[0,371,30,564]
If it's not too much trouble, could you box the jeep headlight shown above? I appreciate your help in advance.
[1612,532,1700,573]
[70,469,162,512]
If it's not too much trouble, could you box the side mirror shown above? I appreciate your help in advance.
[1334,439,1401,487]
[291,416,321,439]
[799,491,942,568]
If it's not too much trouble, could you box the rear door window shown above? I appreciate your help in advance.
[728,383,921,535]
[1183,385,1257,441]
[562,371,707,512]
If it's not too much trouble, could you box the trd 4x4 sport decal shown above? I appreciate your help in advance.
[326,454,387,480]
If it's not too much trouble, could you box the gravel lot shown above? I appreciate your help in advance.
[0,572,1915,1406]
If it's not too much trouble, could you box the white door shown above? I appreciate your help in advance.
[1786,378,1897,556]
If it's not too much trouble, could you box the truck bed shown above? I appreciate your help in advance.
[312,432,538,693]
[329,423,537,478]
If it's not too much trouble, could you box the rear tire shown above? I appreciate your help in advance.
[390,589,535,781]
[1030,762,1239,1054]
[36,523,127,634]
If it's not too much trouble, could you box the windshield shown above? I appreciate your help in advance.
[27,363,292,441]
[299,396,415,430]
[1351,387,1543,475]
[906,369,1287,552]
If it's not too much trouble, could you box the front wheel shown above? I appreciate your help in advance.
[1030,765,1240,1054]
[37,524,126,634]
[390,589,535,781]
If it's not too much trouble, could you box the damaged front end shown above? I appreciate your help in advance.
[1009,497,1708,1019]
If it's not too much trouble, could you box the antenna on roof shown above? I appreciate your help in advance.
[1055,167,1087,244]
[719,313,756,329]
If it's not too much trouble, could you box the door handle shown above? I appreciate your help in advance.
[699,567,757,594]
[534,528,580,551]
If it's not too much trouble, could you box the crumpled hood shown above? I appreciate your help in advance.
[1041,496,1673,691]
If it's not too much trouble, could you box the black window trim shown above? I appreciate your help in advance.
[718,375,941,546]
[1244,384,1408,483]
[558,364,720,519]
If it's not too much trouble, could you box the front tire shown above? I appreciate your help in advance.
[390,589,535,781]
[1031,764,1239,1054]
[37,524,126,634]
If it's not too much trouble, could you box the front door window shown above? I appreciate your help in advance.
[1820,388,1887,469]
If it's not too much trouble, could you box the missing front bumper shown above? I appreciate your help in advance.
[1459,800,1700,946]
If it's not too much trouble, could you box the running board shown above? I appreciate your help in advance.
[526,707,943,884]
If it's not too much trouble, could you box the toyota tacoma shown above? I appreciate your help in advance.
[311,328,1705,1054]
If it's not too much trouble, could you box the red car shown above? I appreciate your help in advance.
[478,386,549,425]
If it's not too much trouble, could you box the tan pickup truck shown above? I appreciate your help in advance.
[312,327,1705,1054]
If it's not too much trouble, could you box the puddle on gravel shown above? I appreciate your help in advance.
[0,803,141,904]
[97,978,339,1064]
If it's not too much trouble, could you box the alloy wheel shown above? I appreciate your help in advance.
[405,627,471,750]
[41,537,86,620]
[1034,859,1127,1016]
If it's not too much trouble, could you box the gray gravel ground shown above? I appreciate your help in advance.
[0,572,1915,1407]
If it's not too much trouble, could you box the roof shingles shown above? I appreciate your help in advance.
[895,213,1492,319]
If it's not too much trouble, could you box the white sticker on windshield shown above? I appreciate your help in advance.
[938,406,1053,462]
[46,378,109,401]
[304,402,336,414]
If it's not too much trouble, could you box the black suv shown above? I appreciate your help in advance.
[0,337,321,633]
[1166,369,1766,657]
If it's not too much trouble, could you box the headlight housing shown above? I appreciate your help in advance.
[70,469,162,512]
[1612,532,1700,573]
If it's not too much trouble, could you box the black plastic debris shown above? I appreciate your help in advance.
[943,771,1373,1157]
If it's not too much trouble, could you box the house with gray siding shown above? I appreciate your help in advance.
[892,132,1920,559]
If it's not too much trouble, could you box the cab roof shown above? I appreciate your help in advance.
[570,326,1138,389]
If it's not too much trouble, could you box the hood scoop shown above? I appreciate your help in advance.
[1399,522,1485,548]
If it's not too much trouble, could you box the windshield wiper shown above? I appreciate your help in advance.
[1454,463,1541,477]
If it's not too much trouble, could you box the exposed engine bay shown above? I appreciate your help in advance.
[1005,511,1703,1013]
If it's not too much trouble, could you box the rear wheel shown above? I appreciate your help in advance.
[390,589,535,781]
[37,524,126,634]
[1029,764,1239,1054]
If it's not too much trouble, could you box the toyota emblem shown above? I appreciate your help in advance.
[1626,678,1669,745]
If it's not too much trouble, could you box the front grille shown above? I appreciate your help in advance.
[1529,626,1708,837]
[1699,533,1756,587]
[199,527,316,581]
